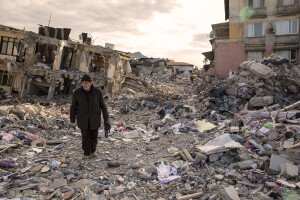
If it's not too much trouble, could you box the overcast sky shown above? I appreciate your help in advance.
[0,0,225,67]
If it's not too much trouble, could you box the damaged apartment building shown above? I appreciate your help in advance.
[0,24,132,101]
[203,0,300,78]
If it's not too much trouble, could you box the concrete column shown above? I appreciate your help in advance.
[53,41,65,71]
[47,81,56,102]
[20,75,28,98]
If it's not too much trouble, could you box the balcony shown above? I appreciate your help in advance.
[244,37,265,47]
[275,34,299,45]
[251,8,267,18]
[212,22,229,39]
[277,4,300,16]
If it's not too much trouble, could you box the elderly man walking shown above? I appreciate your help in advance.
[70,74,111,158]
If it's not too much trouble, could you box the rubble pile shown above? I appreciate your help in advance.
[0,57,300,199]
[196,57,300,119]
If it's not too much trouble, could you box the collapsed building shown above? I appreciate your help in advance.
[0,24,132,101]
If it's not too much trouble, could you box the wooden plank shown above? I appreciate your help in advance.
[177,192,204,200]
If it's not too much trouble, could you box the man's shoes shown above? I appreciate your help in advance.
[91,152,96,157]
[83,155,91,159]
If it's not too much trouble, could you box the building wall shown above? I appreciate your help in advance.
[173,66,193,72]
[211,0,300,78]
[214,41,246,78]
[229,23,243,39]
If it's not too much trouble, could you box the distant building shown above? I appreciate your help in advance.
[203,0,300,78]
[166,62,194,74]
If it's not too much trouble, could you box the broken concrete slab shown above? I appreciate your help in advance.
[280,163,298,179]
[219,186,240,200]
[269,154,293,172]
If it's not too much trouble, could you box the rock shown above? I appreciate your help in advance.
[296,182,300,188]
[0,109,8,116]
[249,96,273,107]
[226,170,242,180]
[283,138,294,149]
[254,192,273,200]
[280,163,298,179]
[215,174,224,181]
[237,160,255,170]
[62,191,75,200]
[137,171,153,180]
[49,179,67,189]
[209,154,219,162]
[9,107,26,119]
[194,153,208,164]
[200,194,210,200]
[109,185,125,195]
[127,182,136,190]
[219,186,240,200]
[265,182,276,188]
[63,169,75,176]
[269,154,293,172]
[130,163,140,169]
[107,161,120,168]
[238,153,251,161]
[145,165,157,174]
[123,130,140,139]
[50,171,64,180]
[276,179,296,188]
[74,179,98,188]
[68,161,80,170]
[22,189,37,197]
[249,62,272,79]
[267,131,279,141]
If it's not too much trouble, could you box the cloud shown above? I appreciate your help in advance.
[0,0,181,37]
[190,33,211,48]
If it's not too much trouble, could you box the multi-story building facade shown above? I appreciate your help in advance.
[203,0,300,78]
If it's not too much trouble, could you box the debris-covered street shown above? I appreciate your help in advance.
[1,0,300,199]
[1,54,300,199]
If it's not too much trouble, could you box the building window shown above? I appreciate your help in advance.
[249,0,265,8]
[276,20,299,35]
[0,70,14,87]
[0,36,21,56]
[247,52,263,61]
[278,0,300,6]
[275,50,297,61]
[248,22,263,37]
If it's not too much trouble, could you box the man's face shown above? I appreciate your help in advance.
[82,81,93,91]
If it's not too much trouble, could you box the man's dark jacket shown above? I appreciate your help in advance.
[70,85,109,130]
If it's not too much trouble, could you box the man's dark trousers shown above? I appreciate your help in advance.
[81,129,98,156]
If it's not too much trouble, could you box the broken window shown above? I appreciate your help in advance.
[276,20,299,35]
[247,52,263,61]
[278,0,299,6]
[91,54,106,72]
[249,0,265,8]
[0,70,14,87]
[0,37,8,54]
[275,50,297,61]
[36,43,57,64]
[248,22,263,37]
[0,37,23,57]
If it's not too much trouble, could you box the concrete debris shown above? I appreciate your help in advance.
[0,28,300,199]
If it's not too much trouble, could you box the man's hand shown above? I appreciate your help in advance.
[104,121,111,138]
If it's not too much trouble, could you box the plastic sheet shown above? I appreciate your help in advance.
[157,162,180,183]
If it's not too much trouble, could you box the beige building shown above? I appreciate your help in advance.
[203,0,300,78]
